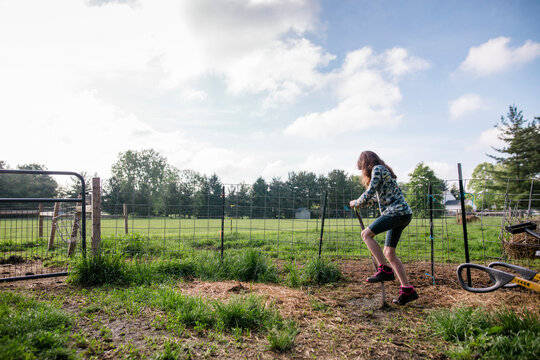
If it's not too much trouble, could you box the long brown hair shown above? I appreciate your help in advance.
[357,151,397,187]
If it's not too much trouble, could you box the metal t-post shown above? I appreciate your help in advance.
[458,163,471,286]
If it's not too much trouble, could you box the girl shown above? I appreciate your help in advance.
[349,151,418,305]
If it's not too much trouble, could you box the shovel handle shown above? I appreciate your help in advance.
[353,208,366,230]
[457,263,514,293]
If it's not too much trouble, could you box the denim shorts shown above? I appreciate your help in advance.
[368,213,412,248]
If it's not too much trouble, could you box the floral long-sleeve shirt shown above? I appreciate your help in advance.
[354,165,412,216]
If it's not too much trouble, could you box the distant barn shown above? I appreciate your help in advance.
[294,207,310,219]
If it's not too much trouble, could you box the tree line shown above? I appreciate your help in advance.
[1,105,538,217]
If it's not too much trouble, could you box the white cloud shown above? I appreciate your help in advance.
[180,89,208,102]
[0,0,327,111]
[449,93,489,120]
[426,162,457,181]
[459,37,540,77]
[383,48,431,77]
[224,38,334,108]
[467,127,504,152]
[297,155,333,174]
[284,47,428,138]
[261,160,290,180]
[0,0,331,182]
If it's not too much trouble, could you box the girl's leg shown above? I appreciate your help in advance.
[383,246,411,287]
[361,227,386,265]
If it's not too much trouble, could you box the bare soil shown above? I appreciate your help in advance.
[1,260,539,359]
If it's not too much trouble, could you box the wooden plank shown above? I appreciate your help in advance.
[48,202,60,250]
[123,203,129,234]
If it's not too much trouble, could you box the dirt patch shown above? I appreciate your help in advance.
[0,254,25,265]
[1,260,539,359]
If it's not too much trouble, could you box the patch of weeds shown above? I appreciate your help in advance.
[191,252,232,281]
[309,297,330,312]
[110,286,296,350]
[214,294,279,331]
[43,258,68,268]
[428,306,540,360]
[283,261,302,288]
[0,291,74,360]
[80,304,101,314]
[99,325,113,341]
[267,320,299,352]
[301,257,342,285]
[232,249,279,283]
[68,253,130,286]
[151,340,192,360]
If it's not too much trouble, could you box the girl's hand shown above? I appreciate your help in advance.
[349,200,358,208]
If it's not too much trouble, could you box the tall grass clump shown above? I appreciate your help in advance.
[283,261,302,288]
[301,257,342,285]
[232,249,279,283]
[191,252,232,281]
[68,253,131,286]
[428,306,540,360]
[192,250,279,283]
[214,294,280,331]
[0,292,74,360]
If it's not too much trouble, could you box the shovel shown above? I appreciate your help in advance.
[488,262,540,288]
[345,205,387,308]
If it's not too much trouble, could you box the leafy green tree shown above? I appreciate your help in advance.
[468,162,501,210]
[406,162,445,217]
[103,149,178,216]
[174,169,202,217]
[487,106,540,204]
[0,163,58,199]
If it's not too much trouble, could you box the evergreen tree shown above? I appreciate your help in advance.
[251,177,268,218]
[487,106,540,204]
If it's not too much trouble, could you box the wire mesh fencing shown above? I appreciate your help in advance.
[0,202,82,280]
[1,177,539,282]
[96,178,540,267]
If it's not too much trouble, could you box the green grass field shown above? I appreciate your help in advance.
[0,214,510,264]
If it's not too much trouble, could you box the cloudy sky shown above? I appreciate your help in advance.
[1,0,539,185]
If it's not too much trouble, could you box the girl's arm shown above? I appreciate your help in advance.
[351,166,382,208]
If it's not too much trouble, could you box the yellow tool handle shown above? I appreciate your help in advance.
[511,277,540,292]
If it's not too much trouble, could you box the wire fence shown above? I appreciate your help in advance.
[1,177,539,282]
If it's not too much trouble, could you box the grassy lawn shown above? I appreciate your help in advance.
[1,253,538,359]
[0,215,512,265]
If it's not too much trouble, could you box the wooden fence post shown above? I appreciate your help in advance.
[92,177,101,255]
[48,202,60,250]
[123,203,129,234]
[68,195,82,256]
[38,203,43,238]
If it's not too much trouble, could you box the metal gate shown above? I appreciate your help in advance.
[0,170,86,282]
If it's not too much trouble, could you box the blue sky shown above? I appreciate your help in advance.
[1,0,539,184]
